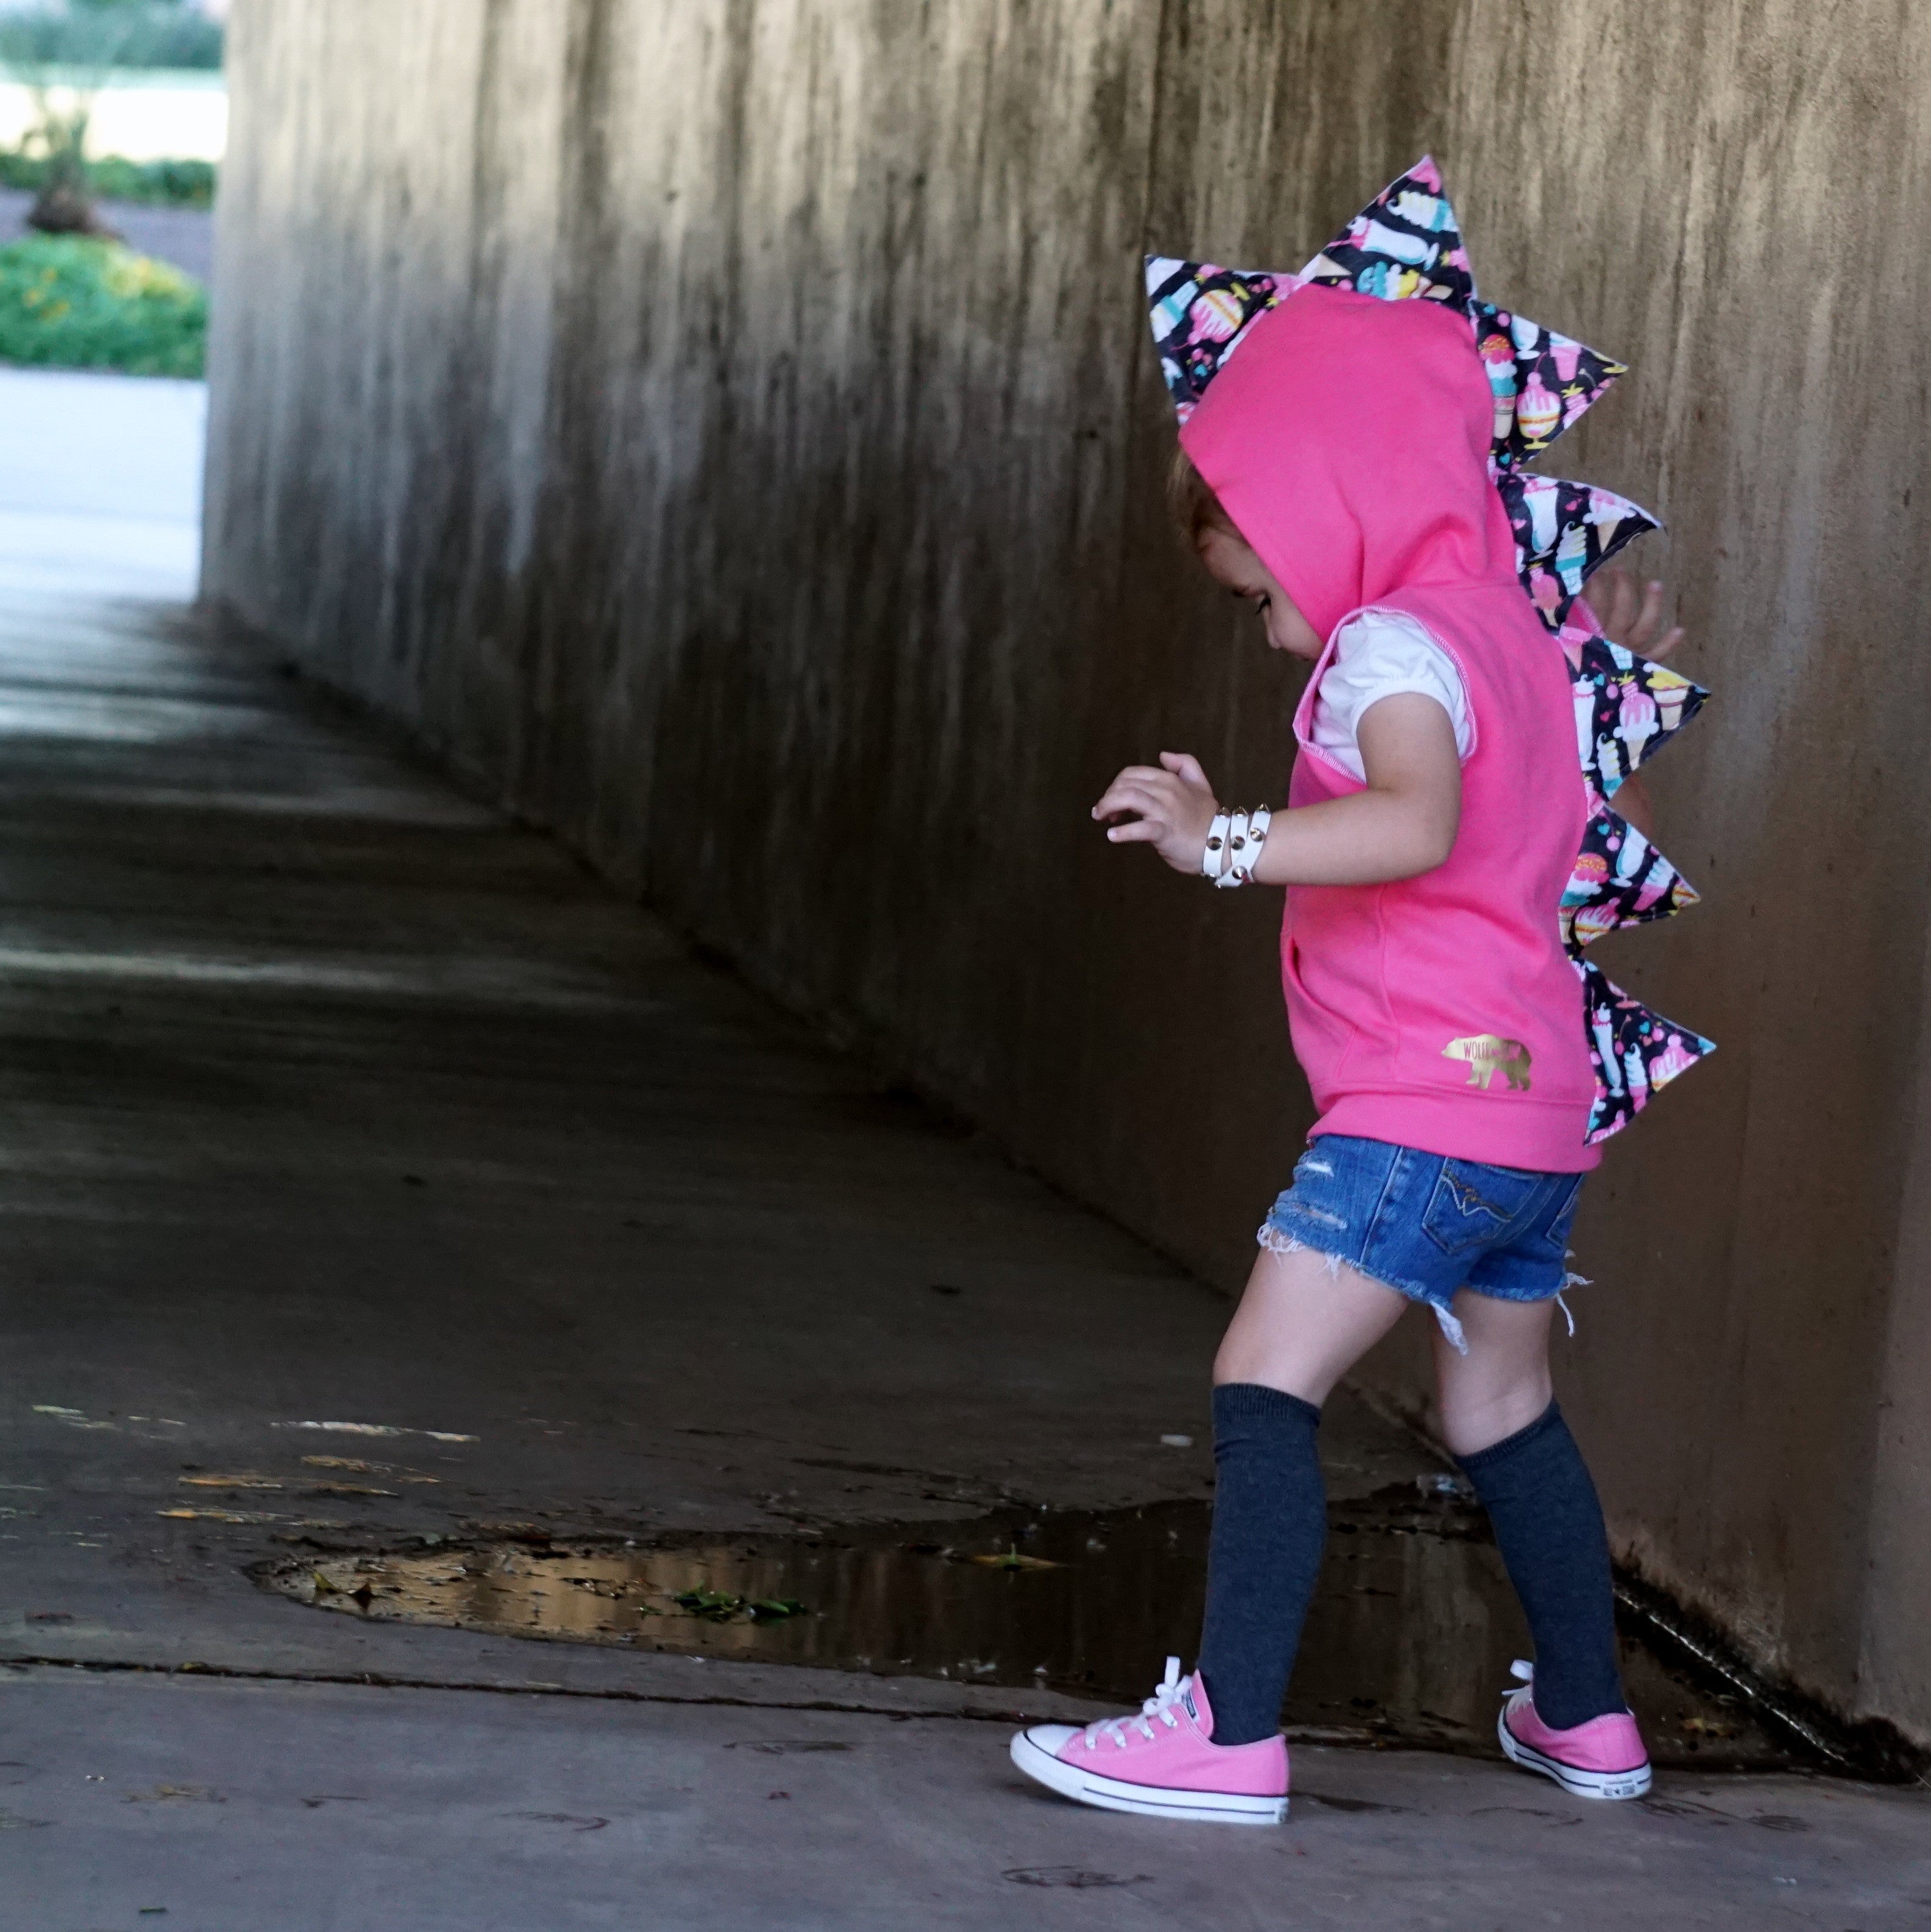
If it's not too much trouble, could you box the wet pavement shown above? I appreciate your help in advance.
[1,371,1927,1925]
[261,1497,1800,1770]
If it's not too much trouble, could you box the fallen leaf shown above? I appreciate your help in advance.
[968,1547,1059,1572]
[125,1786,223,1805]
[301,1456,388,1473]
[671,1588,808,1622]
[179,1475,283,1490]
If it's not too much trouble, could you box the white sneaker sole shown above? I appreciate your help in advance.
[1497,1706,1653,1801]
[1009,1728,1288,1826]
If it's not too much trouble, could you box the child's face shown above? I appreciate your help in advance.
[1195,528,1324,662]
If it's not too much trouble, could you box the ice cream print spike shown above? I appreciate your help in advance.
[1572,636,1708,799]
[1496,473,1662,633]
[1296,155,1478,315]
[1144,256,1296,420]
[1559,806,1700,953]
[1576,959,1716,1143]
[1475,302,1627,475]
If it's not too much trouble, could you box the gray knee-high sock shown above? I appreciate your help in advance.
[1455,1400,1624,1729]
[1194,1382,1326,1747]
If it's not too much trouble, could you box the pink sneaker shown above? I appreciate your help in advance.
[1497,1660,1652,1800]
[1010,1657,1288,1824]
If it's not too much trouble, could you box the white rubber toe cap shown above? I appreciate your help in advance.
[1016,1723,1080,1757]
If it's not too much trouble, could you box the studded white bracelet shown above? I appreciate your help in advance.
[1214,806,1273,888]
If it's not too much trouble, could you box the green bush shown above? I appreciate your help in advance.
[0,233,204,376]
[0,150,216,207]
[92,154,214,206]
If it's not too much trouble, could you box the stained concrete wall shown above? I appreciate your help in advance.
[203,0,1931,1745]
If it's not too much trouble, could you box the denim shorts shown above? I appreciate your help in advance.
[1257,1135,1585,1352]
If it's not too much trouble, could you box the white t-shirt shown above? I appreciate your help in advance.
[1308,609,1473,781]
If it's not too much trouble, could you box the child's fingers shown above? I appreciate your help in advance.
[1159,751,1211,789]
[1580,565,1630,638]
[1645,623,1686,663]
[1105,818,1165,844]
[1627,578,1669,650]
[1091,776,1144,818]
[1093,774,1176,818]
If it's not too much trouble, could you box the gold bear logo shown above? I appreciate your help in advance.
[1442,1034,1533,1092]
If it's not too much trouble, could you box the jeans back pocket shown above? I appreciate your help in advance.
[1422,1160,1543,1258]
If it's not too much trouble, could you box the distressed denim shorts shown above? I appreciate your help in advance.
[1257,1134,1585,1352]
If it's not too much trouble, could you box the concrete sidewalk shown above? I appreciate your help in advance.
[0,373,1924,1926]
[0,364,203,600]
[7,1663,1928,1932]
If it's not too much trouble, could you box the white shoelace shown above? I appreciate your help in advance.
[1080,1655,1189,1751]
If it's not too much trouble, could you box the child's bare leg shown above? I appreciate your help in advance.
[1431,1289,1554,1454]
[1213,1241,1411,1400]
[1436,1288,1624,1728]
[1197,1244,1408,1744]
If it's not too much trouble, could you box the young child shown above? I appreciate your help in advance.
[1010,162,1709,1825]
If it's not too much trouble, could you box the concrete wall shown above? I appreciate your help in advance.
[203,0,1931,1744]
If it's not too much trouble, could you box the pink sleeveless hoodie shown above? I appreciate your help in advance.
[1182,283,1599,1173]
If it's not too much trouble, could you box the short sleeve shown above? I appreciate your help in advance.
[1310,611,1473,778]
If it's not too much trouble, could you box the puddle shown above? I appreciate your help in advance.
[258,1487,1799,1769]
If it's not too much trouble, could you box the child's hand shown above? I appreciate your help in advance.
[1580,567,1685,661]
[1092,752,1220,873]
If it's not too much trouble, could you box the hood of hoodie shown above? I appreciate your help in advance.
[1178,282,1522,643]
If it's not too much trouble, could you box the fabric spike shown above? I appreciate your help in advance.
[1561,804,1700,952]
[1296,155,1478,316]
[1572,635,1708,799]
[1144,256,1296,421]
[1496,472,1661,633]
[1474,302,1627,476]
[1576,958,1716,1143]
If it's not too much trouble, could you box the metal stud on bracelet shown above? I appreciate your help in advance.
[1201,811,1231,883]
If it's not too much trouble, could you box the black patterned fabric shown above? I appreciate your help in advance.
[1144,258,1296,422]
[1476,303,1627,475]
[1295,159,1477,313]
[1497,473,1661,635]
[1561,804,1699,951]
[1572,636,1707,802]
[1576,958,1712,1142]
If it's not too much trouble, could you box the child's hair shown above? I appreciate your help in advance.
[1167,444,1237,547]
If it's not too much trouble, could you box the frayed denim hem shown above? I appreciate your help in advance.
[1257,1217,1468,1354]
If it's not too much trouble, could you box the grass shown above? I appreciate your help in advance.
[0,151,215,208]
[0,232,204,376]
